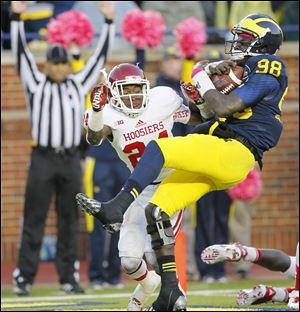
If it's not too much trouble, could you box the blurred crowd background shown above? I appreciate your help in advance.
[1,1,299,289]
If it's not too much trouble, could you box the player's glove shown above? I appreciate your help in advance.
[180,81,204,105]
[207,60,236,75]
[181,81,215,120]
[90,83,109,112]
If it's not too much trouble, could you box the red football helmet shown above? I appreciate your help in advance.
[107,63,150,117]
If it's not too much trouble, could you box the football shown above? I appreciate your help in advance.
[210,66,244,94]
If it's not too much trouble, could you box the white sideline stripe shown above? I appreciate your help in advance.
[1,289,239,303]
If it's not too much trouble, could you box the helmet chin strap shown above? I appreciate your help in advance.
[110,97,146,118]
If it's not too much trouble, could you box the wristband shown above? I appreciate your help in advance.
[105,18,113,24]
[192,69,216,97]
[88,110,104,132]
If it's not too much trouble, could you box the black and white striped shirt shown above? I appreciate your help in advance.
[11,17,115,148]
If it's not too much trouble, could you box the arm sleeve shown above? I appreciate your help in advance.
[10,17,44,93]
[83,107,93,130]
[73,19,115,95]
[233,73,280,108]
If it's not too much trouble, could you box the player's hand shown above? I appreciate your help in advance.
[191,60,211,79]
[180,81,204,104]
[193,60,210,71]
[208,60,236,75]
[90,83,109,112]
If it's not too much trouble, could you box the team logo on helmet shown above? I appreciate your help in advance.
[225,14,283,60]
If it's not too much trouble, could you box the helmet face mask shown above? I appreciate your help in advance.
[225,31,264,61]
[225,14,283,61]
[107,64,150,118]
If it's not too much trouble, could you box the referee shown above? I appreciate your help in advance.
[10,1,115,295]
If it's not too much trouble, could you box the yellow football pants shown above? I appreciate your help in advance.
[150,133,255,216]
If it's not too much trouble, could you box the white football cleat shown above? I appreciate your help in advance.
[127,271,161,311]
[288,290,299,310]
[201,243,245,264]
[236,285,276,305]
[127,296,144,311]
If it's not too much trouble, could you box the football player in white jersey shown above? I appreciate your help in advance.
[81,63,201,311]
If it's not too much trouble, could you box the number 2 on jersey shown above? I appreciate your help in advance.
[123,130,169,167]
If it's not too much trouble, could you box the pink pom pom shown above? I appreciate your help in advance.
[143,10,166,48]
[47,11,94,48]
[174,17,207,58]
[121,9,165,49]
[228,168,263,202]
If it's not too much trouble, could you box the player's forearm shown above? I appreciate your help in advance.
[192,66,245,117]
[188,110,205,124]
[87,129,103,145]
[86,109,104,145]
[203,90,245,117]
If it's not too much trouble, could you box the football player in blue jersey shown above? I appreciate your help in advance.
[77,14,288,311]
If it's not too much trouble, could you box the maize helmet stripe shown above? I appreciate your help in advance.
[227,13,283,59]
[236,16,283,38]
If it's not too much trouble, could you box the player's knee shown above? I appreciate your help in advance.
[145,203,175,250]
[121,257,142,274]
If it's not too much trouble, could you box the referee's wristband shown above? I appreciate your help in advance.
[105,18,113,24]
[192,68,216,98]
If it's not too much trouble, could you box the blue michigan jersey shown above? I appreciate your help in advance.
[227,54,288,159]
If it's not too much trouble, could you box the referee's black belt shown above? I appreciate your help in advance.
[33,146,79,156]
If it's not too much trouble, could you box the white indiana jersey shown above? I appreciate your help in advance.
[85,86,189,259]
[104,86,190,179]
[86,86,191,179]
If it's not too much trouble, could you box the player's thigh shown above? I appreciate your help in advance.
[156,134,255,183]
[150,170,214,216]
[119,186,157,258]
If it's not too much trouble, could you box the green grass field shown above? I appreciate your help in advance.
[1,279,293,311]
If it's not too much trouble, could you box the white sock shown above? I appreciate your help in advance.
[283,256,296,279]
[272,287,289,302]
[243,246,259,262]
[139,271,160,293]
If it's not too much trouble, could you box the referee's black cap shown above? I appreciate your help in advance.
[46,45,69,63]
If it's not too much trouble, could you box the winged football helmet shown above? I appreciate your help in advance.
[225,14,283,61]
